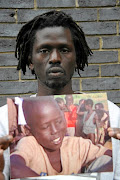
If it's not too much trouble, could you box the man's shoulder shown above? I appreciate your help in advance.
[107,100,120,127]
[107,100,119,110]
[0,104,8,117]
[0,104,8,136]
[0,103,7,110]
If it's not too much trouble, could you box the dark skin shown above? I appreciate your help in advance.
[83,104,95,144]
[11,99,67,178]
[0,26,120,179]
[0,135,13,180]
[65,95,74,111]
[108,127,120,139]
[29,26,76,96]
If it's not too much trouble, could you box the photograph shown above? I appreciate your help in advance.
[8,93,113,179]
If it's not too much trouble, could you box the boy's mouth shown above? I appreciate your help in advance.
[53,137,61,144]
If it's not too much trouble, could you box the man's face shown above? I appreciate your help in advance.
[31,26,76,89]
[29,101,67,152]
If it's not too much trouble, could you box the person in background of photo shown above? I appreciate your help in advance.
[95,103,110,142]
[93,109,106,145]
[55,97,66,111]
[75,99,86,137]
[64,95,77,136]
[82,99,96,144]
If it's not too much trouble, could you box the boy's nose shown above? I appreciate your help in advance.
[49,49,62,64]
[51,123,57,135]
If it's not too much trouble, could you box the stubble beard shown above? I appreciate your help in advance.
[45,79,70,89]
[38,71,74,90]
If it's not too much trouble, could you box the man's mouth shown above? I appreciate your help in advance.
[47,67,64,78]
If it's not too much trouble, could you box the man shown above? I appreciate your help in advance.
[0,10,120,180]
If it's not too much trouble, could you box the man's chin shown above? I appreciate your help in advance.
[45,81,68,89]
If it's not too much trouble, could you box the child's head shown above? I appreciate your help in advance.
[65,95,73,106]
[85,99,93,111]
[95,103,104,110]
[22,97,67,152]
[55,97,66,110]
[95,109,104,121]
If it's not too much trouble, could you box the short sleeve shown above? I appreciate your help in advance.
[11,136,37,167]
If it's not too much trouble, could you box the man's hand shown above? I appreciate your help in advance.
[0,149,4,180]
[108,127,120,140]
[0,135,13,150]
[0,135,13,180]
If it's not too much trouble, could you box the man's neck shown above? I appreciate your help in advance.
[37,81,74,96]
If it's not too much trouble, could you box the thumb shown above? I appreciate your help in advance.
[0,149,4,172]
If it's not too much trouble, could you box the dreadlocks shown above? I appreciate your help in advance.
[15,10,92,76]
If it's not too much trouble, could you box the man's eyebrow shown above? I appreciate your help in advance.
[58,44,72,48]
[37,42,72,48]
[36,44,52,49]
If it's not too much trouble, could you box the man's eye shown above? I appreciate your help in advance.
[39,49,49,53]
[60,48,70,53]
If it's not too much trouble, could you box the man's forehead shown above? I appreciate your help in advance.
[34,26,73,42]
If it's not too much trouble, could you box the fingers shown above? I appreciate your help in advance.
[116,133,120,139]
[108,127,120,139]
[0,135,13,150]
[0,135,13,177]
[0,173,4,180]
[0,149,4,155]
[0,149,4,172]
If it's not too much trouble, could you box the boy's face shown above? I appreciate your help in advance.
[85,104,92,111]
[27,100,67,152]
[65,95,73,106]
[58,100,66,110]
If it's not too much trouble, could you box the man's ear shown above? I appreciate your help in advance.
[75,62,77,69]
[29,63,34,70]
[28,56,34,70]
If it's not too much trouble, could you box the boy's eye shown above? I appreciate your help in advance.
[56,119,62,124]
[42,124,49,129]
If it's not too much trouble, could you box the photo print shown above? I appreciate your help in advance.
[8,93,113,179]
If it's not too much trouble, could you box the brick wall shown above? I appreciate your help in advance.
[0,0,120,107]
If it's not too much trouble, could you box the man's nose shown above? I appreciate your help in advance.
[49,49,62,64]
[51,123,57,135]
